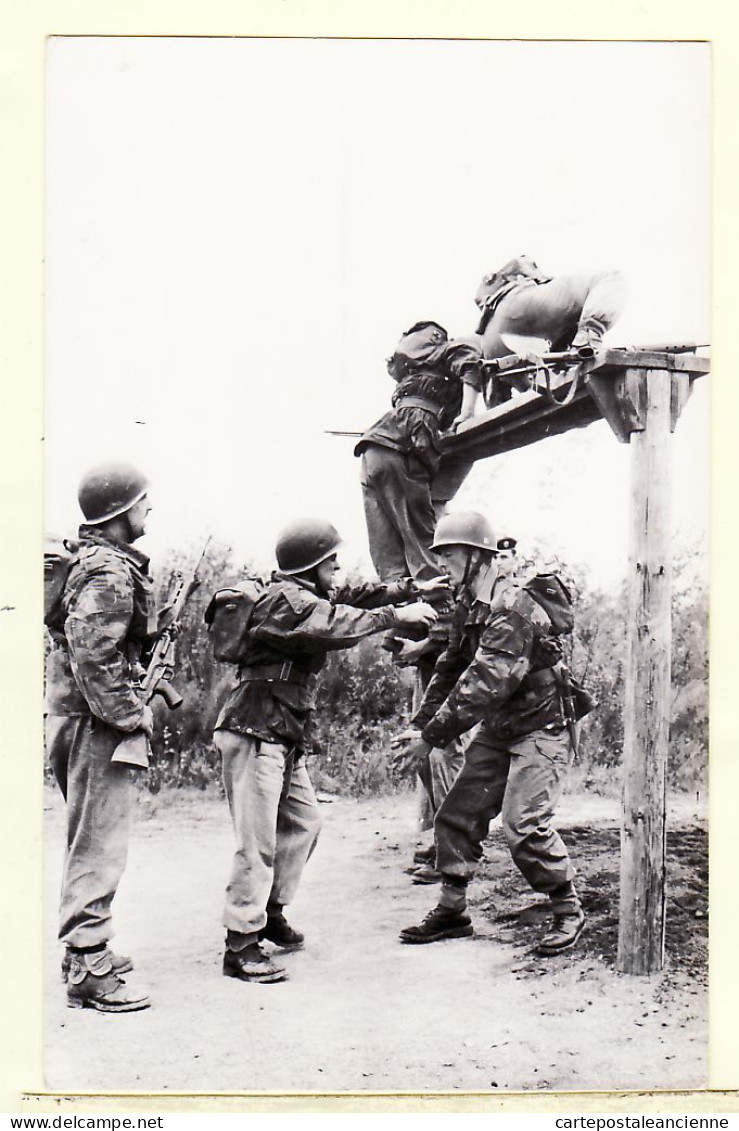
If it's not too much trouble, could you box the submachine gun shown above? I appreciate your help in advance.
[111,538,212,769]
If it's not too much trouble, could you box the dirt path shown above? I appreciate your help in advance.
[44,785,706,1094]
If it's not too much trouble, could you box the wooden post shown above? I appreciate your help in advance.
[617,368,673,974]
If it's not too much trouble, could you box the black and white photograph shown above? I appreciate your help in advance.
[40,36,712,1097]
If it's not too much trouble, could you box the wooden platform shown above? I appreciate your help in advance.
[433,348,710,505]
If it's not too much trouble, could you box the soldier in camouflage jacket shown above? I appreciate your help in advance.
[394,511,586,957]
[45,463,157,1013]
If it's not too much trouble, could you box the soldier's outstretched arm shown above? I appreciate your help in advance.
[64,567,148,732]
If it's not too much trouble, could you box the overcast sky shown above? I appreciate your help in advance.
[45,38,711,586]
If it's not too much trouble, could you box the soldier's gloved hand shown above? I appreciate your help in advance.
[394,638,433,667]
[395,601,437,630]
[139,704,155,739]
[390,729,431,775]
[451,410,475,431]
[413,575,450,602]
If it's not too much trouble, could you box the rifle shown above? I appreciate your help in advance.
[111,537,212,769]
[484,341,709,377]
[554,662,597,761]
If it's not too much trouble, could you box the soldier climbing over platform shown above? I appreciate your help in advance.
[354,319,485,583]
[472,255,628,406]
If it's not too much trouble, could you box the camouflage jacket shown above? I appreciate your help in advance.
[215,574,412,748]
[354,338,483,478]
[413,572,571,748]
[45,528,156,732]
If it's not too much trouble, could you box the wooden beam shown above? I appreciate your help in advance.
[434,351,708,502]
[617,368,673,975]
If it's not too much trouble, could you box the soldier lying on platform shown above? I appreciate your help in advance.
[473,255,627,406]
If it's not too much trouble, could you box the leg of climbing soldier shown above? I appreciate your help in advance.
[360,448,410,581]
[501,728,585,955]
[360,444,439,582]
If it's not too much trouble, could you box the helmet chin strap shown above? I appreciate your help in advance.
[461,548,492,595]
[303,565,330,595]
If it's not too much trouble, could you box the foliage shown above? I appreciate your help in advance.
[45,539,708,798]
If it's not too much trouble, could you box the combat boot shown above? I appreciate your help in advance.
[410,863,441,885]
[66,948,150,1012]
[536,907,586,956]
[61,945,133,983]
[223,943,288,984]
[259,912,305,950]
[412,844,436,866]
[571,317,607,358]
[399,904,473,944]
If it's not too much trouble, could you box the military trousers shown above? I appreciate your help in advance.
[481,270,627,358]
[416,743,465,832]
[359,444,440,582]
[46,714,131,949]
[435,726,578,908]
[215,730,322,944]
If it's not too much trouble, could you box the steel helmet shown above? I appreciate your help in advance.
[275,518,343,575]
[78,462,149,525]
[431,511,497,553]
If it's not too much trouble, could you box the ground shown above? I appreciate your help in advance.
[44,783,707,1095]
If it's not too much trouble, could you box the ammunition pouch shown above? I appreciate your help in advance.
[523,665,596,721]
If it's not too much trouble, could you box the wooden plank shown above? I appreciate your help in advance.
[438,351,708,472]
[597,349,710,375]
[617,368,672,975]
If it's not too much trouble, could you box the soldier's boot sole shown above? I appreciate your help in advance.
[411,867,442,885]
[223,951,288,984]
[67,991,150,1013]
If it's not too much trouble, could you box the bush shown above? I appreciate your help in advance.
[46,539,708,799]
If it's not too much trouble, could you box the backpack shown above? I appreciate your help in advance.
[203,578,265,664]
[523,572,595,720]
[44,535,79,629]
[522,572,574,636]
[387,321,448,381]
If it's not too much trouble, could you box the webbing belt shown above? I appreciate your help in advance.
[396,395,444,418]
[238,662,311,687]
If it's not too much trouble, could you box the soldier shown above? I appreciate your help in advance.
[213,517,439,984]
[392,511,586,956]
[354,320,484,583]
[45,462,158,1012]
[405,530,522,885]
[473,255,627,406]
